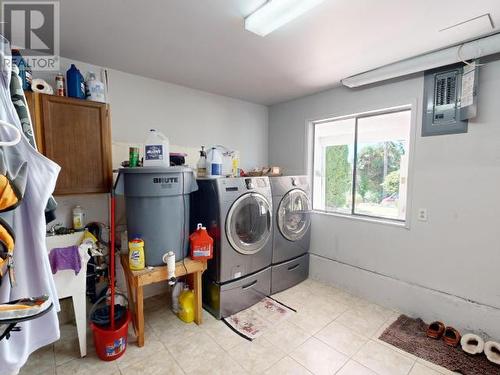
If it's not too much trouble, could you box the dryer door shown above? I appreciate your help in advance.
[226,192,272,255]
[278,189,311,241]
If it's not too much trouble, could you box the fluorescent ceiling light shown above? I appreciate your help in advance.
[245,0,325,37]
[341,32,500,88]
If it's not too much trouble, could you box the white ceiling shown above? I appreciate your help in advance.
[60,0,500,105]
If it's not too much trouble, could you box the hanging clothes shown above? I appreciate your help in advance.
[0,36,61,375]
[9,64,58,224]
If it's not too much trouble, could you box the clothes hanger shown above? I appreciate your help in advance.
[0,120,21,147]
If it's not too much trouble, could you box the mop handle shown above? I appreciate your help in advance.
[110,193,116,330]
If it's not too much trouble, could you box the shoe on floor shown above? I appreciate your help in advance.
[443,326,461,347]
[484,341,500,365]
[427,321,445,339]
[460,333,485,355]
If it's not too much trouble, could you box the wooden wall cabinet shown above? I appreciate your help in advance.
[25,92,112,195]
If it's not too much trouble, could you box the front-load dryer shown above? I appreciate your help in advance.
[270,175,311,294]
[191,177,273,318]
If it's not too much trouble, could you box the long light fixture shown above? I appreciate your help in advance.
[245,0,325,37]
[341,32,500,88]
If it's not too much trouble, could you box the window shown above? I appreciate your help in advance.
[312,108,411,222]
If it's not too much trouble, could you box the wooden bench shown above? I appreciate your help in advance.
[120,255,207,347]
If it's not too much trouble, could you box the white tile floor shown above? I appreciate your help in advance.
[20,279,458,375]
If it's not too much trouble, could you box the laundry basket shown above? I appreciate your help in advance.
[89,294,130,361]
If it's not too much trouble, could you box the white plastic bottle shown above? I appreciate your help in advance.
[85,72,106,102]
[207,147,223,177]
[72,205,85,231]
[143,129,170,167]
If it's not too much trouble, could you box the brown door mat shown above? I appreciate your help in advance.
[379,315,500,375]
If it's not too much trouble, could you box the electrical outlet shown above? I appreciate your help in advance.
[418,208,428,222]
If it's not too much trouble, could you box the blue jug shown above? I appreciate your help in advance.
[66,64,85,99]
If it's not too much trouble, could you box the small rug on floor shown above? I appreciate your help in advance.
[379,315,500,375]
[222,297,296,340]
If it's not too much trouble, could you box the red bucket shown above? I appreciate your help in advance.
[90,309,130,361]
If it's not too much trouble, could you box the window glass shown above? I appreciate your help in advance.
[313,118,355,214]
[354,110,411,220]
[312,108,411,222]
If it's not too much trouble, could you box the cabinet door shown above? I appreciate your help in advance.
[41,95,112,195]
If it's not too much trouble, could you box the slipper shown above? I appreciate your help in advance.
[460,333,485,355]
[427,321,445,339]
[443,326,461,347]
[484,341,500,365]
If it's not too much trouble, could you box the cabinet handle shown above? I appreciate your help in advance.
[242,280,258,290]
[287,264,300,271]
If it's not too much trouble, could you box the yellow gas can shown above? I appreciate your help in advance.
[178,288,195,323]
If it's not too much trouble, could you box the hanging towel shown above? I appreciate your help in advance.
[48,246,81,275]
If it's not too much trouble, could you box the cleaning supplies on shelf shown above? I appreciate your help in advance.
[207,147,222,177]
[66,64,85,99]
[128,237,145,271]
[189,223,213,261]
[178,287,195,323]
[231,151,240,177]
[143,129,170,167]
[72,205,85,231]
[196,146,207,177]
[85,72,106,102]
[55,73,66,96]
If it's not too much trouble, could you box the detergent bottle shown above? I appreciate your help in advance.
[189,223,213,261]
[66,64,85,99]
[178,287,195,323]
[85,72,106,102]
[143,129,170,167]
[207,147,222,177]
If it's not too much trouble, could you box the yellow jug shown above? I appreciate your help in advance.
[178,288,195,323]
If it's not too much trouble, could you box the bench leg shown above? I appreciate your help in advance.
[194,271,203,325]
[136,285,144,347]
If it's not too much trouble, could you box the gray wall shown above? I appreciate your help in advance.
[269,60,500,339]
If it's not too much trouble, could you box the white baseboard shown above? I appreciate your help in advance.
[309,253,500,341]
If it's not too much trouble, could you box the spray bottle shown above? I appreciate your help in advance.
[196,146,207,178]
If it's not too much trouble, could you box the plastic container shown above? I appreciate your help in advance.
[128,238,145,270]
[143,129,170,167]
[66,64,85,99]
[72,205,85,231]
[189,223,213,261]
[178,287,195,323]
[114,167,198,265]
[171,281,184,314]
[85,72,106,102]
[231,151,240,177]
[196,146,207,178]
[207,147,222,177]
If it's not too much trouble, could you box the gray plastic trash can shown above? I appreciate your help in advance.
[114,166,198,266]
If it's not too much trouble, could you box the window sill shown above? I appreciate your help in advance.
[312,210,409,229]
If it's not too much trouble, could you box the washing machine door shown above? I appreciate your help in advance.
[226,193,272,255]
[278,189,311,241]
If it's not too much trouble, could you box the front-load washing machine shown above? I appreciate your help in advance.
[270,176,311,294]
[190,177,273,318]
